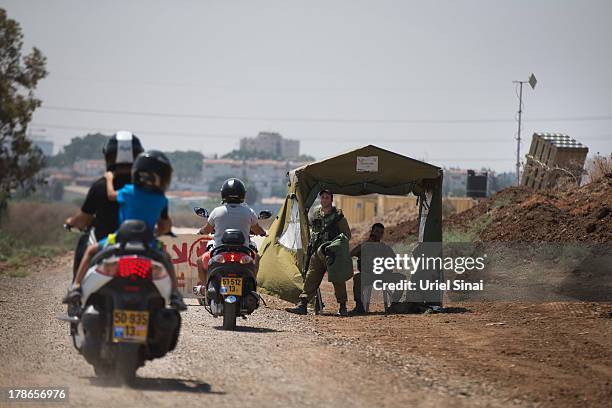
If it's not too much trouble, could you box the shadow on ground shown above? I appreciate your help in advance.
[212,325,281,333]
[88,376,223,394]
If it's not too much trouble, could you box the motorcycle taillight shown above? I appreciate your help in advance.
[116,256,152,279]
[223,252,245,263]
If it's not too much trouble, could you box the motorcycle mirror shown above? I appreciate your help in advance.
[194,207,209,218]
[258,210,272,220]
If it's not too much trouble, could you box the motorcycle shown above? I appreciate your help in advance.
[57,220,182,384]
[192,207,271,330]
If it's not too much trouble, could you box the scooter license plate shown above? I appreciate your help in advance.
[220,278,242,295]
[112,309,149,343]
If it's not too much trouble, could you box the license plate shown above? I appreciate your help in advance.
[220,278,242,296]
[112,309,149,343]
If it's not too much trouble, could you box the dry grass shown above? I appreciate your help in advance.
[0,201,79,275]
[586,153,612,183]
[1,201,78,246]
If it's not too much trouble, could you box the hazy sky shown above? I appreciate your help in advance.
[3,0,611,172]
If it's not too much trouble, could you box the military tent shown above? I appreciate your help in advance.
[257,145,443,305]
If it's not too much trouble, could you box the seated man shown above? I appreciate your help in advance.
[349,223,396,314]
[196,178,266,287]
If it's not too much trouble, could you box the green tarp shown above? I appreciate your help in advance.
[257,145,443,303]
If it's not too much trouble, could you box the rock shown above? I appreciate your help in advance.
[595,206,610,220]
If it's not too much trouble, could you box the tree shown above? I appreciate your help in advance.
[48,133,110,167]
[207,174,260,204]
[164,150,203,182]
[296,154,315,162]
[0,9,48,209]
[221,149,277,160]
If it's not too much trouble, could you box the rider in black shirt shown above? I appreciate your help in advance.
[64,132,184,310]
[65,131,149,273]
[80,173,132,240]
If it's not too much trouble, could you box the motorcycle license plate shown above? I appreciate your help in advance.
[220,278,242,296]
[112,309,149,343]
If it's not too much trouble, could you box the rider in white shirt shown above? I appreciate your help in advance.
[196,178,266,285]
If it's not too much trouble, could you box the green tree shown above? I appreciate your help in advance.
[489,172,516,193]
[0,9,48,210]
[48,133,110,167]
[164,150,203,182]
[207,174,260,204]
[296,154,315,162]
[222,149,315,162]
[222,149,275,160]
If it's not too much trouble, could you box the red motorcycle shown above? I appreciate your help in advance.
[193,207,270,330]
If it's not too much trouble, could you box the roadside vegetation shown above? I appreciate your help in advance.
[0,200,78,277]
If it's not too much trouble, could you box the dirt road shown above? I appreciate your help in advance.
[0,254,610,407]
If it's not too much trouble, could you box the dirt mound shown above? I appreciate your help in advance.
[350,201,420,246]
[350,177,612,243]
[452,176,612,242]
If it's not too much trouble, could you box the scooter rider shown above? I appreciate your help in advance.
[64,150,186,310]
[65,131,145,239]
[196,178,266,287]
[64,131,151,275]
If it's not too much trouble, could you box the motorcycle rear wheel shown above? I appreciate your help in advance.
[93,362,112,378]
[222,302,237,330]
[114,344,140,385]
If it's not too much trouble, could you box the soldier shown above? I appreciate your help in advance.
[286,189,352,317]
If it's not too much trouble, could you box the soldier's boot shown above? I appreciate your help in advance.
[285,298,308,315]
[337,302,348,317]
[349,301,365,316]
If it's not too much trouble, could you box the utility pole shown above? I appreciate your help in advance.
[512,73,537,185]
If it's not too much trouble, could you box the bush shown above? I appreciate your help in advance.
[0,201,78,247]
[586,153,612,183]
[0,201,79,276]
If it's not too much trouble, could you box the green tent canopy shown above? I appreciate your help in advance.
[257,145,443,303]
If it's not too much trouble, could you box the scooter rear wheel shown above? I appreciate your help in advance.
[114,344,140,385]
[222,302,237,330]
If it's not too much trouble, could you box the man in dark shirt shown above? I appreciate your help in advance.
[65,132,168,275]
[77,172,132,240]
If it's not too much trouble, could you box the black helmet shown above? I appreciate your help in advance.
[116,219,153,247]
[221,178,246,203]
[132,150,173,193]
[103,131,144,171]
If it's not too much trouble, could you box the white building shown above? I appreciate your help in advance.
[239,132,300,160]
[202,158,309,198]
[73,159,106,177]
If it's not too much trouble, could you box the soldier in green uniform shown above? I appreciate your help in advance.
[286,189,352,316]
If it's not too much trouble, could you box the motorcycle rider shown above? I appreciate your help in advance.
[64,131,148,276]
[196,178,266,287]
[64,150,186,310]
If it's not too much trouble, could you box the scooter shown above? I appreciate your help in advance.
[57,220,182,384]
[192,207,271,330]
